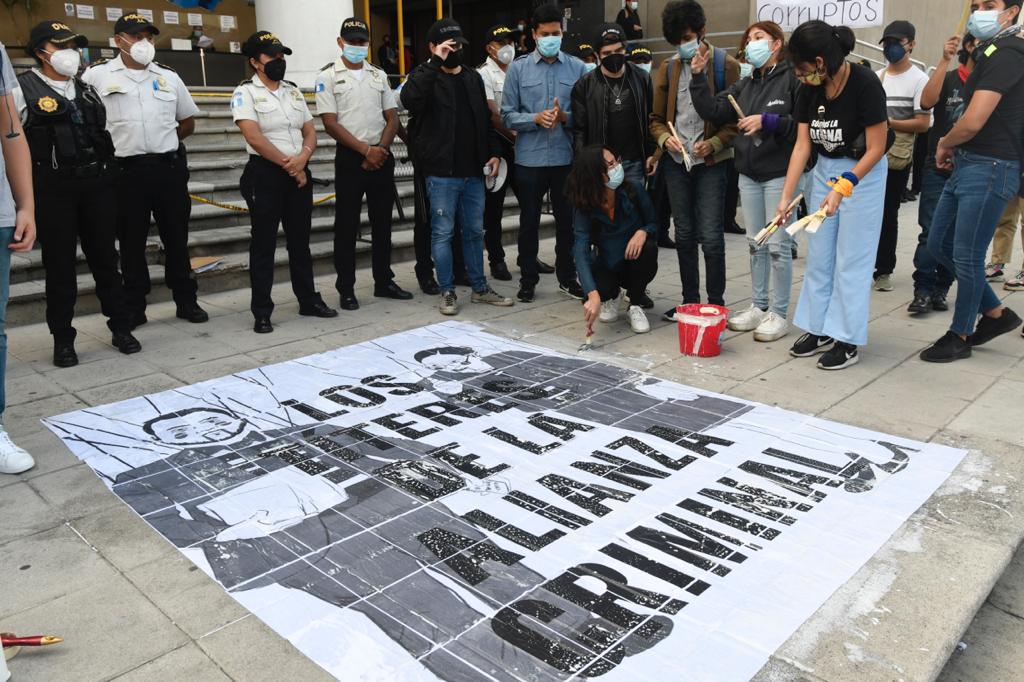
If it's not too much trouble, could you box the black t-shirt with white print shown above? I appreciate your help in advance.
[795,63,888,158]
[962,37,1024,160]
[925,69,968,175]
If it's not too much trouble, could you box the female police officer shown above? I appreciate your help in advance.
[232,31,336,333]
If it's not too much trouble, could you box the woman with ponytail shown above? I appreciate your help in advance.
[775,21,889,370]
[690,20,800,343]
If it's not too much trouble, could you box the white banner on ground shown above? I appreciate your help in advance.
[44,322,964,681]
[757,0,885,32]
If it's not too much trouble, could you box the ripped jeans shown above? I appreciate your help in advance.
[738,174,793,317]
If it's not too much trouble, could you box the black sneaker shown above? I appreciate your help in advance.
[662,307,679,322]
[176,303,209,323]
[817,342,858,370]
[920,331,972,363]
[517,285,535,303]
[789,333,835,357]
[628,291,655,310]
[907,293,931,315]
[111,331,141,355]
[970,307,1022,346]
[559,281,584,300]
[53,340,78,368]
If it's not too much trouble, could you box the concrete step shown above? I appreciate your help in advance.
[5,213,551,326]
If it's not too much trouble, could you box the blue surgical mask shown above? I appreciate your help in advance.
[637,63,652,74]
[883,42,907,64]
[537,35,562,58]
[967,9,1002,41]
[606,162,625,190]
[677,38,699,60]
[739,62,754,79]
[343,44,369,64]
[745,39,773,68]
[583,62,597,73]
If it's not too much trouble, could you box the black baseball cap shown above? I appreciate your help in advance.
[484,24,515,44]
[114,12,160,36]
[340,17,370,41]
[576,43,595,58]
[242,31,293,58]
[594,22,625,49]
[879,20,915,43]
[27,20,88,53]
[629,46,652,62]
[427,18,468,47]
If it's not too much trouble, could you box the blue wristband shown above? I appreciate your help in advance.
[841,171,860,187]
[761,113,780,134]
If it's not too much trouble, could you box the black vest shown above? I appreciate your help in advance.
[17,70,115,172]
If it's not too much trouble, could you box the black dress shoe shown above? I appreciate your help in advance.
[930,291,949,312]
[725,221,746,235]
[517,285,535,303]
[374,282,414,300]
[490,261,512,281]
[339,292,360,311]
[657,235,676,249]
[111,331,141,355]
[299,301,338,318]
[176,303,209,323]
[536,259,555,274]
[419,278,440,295]
[53,340,78,368]
[253,317,274,334]
[129,313,147,330]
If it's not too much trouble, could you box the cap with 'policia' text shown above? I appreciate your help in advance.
[27,20,88,54]
[340,17,370,41]
[114,13,160,35]
[242,31,293,59]
[484,24,515,44]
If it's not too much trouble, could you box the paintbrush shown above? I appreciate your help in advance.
[728,95,763,147]
[2,634,63,647]
[666,121,694,170]
[578,323,594,353]
[755,193,804,246]
[786,209,828,237]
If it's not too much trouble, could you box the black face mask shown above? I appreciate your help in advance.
[958,47,972,66]
[601,53,626,73]
[443,49,463,69]
[263,58,287,82]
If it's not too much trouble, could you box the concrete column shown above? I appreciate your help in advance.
[254,0,355,88]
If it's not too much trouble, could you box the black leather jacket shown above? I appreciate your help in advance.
[571,63,655,160]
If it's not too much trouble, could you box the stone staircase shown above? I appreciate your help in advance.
[7,88,543,326]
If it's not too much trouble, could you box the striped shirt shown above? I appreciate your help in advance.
[877,65,929,121]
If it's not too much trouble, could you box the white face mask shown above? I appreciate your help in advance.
[125,36,156,66]
[629,2,639,10]
[46,48,81,78]
[495,44,516,65]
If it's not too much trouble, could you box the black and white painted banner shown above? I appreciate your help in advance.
[45,322,964,681]
[756,0,885,32]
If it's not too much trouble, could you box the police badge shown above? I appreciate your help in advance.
[37,96,59,113]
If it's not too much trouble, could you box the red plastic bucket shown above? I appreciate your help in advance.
[676,304,729,357]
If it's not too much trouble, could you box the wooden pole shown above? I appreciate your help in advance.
[955,0,972,36]
[436,0,443,19]
[363,0,371,63]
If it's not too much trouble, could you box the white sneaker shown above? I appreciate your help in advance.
[599,298,619,323]
[874,274,894,291]
[0,426,35,475]
[627,305,650,333]
[728,305,766,332]
[753,311,789,342]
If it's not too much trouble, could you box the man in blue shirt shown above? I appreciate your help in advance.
[501,4,586,303]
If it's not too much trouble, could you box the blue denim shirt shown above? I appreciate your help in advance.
[501,51,586,168]
[573,180,658,296]
[0,44,17,227]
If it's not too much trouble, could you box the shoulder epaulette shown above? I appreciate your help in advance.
[282,79,298,87]
[237,77,253,86]
[153,61,177,73]
[318,61,334,72]
[86,58,108,68]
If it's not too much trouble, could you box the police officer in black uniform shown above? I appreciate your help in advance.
[14,21,139,367]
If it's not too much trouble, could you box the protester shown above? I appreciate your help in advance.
[629,46,653,73]
[14,21,140,366]
[649,0,739,322]
[616,0,645,45]
[570,23,656,189]
[83,13,208,328]
[987,197,1021,285]
[908,34,972,315]
[569,145,656,334]
[477,24,518,281]
[921,0,1024,362]
[501,3,586,304]
[317,18,411,311]
[691,20,799,342]
[776,21,889,370]
[377,34,398,76]
[514,19,531,58]
[0,42,36,474]
[873,20,930,292]
[400,19,512,316]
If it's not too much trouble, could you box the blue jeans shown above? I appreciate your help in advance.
[794,154,887,347]
[912,167,956,296]
[662,158,727,305]
[621,159,646,189]
[738,174,793,317]
[426,177,488,293]
[0,226,12,418]
[927,150,1021,335]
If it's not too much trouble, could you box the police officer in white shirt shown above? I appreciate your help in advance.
[477,24,518,282]
[315,17,411,311]
[83,13,207,327]
[234,31,336,334]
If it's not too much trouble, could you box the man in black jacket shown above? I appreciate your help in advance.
[400,19,513,316]
[571,23,656,187]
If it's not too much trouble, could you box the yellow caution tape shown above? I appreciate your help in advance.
[189,193,336,212]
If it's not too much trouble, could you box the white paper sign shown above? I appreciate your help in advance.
[105,7,121,22]
[136,8,153,22]
[187,12,203,27]
[219,14,236,32]
[163,11,179,25]
[43,322,965,682]
[756,0,884,32]
[64,2,75,16]
[229,41,241,54]
[76,4,95,19]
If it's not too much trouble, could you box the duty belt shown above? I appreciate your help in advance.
[118,151,179,165]
[34,159,113,179]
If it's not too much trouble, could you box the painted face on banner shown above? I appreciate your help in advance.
[144,408,251,446]
[416,347,491,374]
